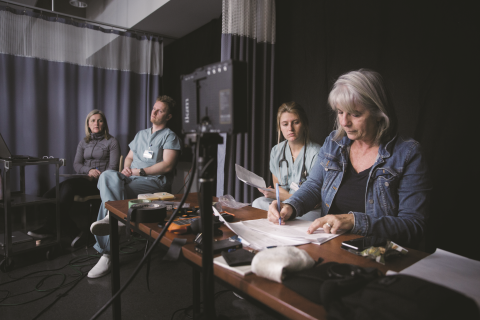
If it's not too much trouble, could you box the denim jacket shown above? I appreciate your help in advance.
[284,131,431,246]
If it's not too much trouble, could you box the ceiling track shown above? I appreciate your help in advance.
[0,0,178,40]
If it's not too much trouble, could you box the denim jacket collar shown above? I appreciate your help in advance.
[333,133,398,161]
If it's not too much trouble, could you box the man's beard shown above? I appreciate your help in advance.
[151,116,163,126]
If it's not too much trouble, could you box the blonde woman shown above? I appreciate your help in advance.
[28,110,120,247]
[252,102,322,221]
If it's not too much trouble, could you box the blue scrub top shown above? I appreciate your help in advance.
[269,140,321,194]
[129,127,181,181]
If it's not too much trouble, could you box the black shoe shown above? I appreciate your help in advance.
[27,226,54,239]
[71,231,88,248]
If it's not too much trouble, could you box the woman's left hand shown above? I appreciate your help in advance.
[307,214,354,234]
[258,186,276,199]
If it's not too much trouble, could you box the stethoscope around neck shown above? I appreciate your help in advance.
[279,139,308,187]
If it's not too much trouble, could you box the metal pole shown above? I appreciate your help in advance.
[0,0,174,40]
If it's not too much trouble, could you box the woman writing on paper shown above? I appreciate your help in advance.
[268,69,431,246]
[252,102,322,221]
[28,110,120,246]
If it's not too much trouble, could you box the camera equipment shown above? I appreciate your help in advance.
[181,60,247,319]
[181,60,247,134]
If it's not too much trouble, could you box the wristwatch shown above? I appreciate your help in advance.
[139,168,147,176]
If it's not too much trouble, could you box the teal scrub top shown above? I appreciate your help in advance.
[129,127,181,184]
[269,140,321,194]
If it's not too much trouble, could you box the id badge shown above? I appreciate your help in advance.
[143,150,154,159]
[290,182,299,192]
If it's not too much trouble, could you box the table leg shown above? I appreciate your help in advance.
[110,213,121,320]
[192,267,201,319]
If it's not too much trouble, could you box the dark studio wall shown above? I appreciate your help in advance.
[162,18,222,138]
[160,1,477,259]
[274,1,477,259]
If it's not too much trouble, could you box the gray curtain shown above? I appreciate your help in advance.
[217,0,276,203]
[0,6,162,195]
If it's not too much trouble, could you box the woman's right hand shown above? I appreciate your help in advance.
[88,169,101,179]
[267,200,294,224]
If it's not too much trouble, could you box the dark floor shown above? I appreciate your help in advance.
[0,211,277,320]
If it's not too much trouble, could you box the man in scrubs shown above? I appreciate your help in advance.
[88,95,181,278]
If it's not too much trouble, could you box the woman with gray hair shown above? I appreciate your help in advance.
[28,110,120,247]
[267,69,431,246]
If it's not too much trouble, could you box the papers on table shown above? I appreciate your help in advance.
[213,207,341,250]
[235,164,269,191]
[241,219,343,244]
[391,249,480,308]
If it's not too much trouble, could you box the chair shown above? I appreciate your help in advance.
[70,155,123,248]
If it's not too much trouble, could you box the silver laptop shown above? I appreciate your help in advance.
[0,132,40,160]
[0,231,34,246]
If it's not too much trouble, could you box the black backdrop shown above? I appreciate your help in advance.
[162,2,477,260]
[274,1,477,259]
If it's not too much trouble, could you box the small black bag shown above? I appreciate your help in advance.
[283,262,381,304]
[321,274,480,320]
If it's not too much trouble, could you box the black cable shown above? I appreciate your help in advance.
[89,141,198,320]
[0,255,98,306]
[175,168,192,194]
[0,236,147,307]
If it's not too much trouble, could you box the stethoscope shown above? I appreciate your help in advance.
[279,139,308,186]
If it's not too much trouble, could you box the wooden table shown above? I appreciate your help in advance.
[105,193,429,320]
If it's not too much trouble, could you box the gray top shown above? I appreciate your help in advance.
[129,127,181,183]
[74,133,121,174]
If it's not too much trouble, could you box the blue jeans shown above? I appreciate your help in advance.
[93,170,169,254]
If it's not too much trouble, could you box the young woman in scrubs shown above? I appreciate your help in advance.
[252,102,322,221]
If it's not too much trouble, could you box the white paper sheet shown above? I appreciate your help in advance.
[241,218,343,244]
[235,164,269,191]
[398,249,480,308]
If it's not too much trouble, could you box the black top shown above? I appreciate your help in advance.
[329,161,371,215]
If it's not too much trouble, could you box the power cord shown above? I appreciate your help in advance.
[175,168,192,194]
[0,235,148,312]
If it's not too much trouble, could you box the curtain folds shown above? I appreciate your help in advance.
[0,6,163,195]
[217,0,275,203]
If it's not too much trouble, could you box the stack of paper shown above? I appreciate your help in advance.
[393,249,480,308]
[213,207,341,250]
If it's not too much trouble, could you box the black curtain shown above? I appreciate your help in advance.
[218,1,276,203]
[163,18,222,137]
[274,1,477,260]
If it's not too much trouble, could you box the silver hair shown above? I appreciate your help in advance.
[328,69,396,144]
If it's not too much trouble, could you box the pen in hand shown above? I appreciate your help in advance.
[276,183,281,225]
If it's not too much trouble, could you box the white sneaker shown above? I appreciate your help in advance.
[88,254,111,278]
[90,213,126,236]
